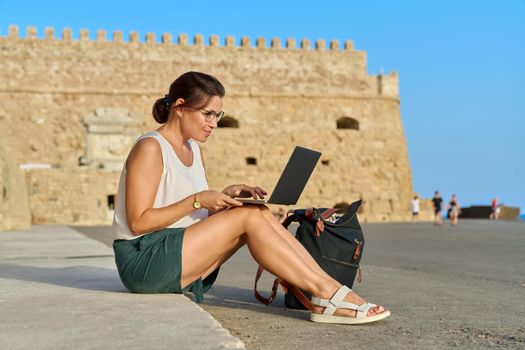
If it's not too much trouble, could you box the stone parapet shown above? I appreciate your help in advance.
[0,25,398,98]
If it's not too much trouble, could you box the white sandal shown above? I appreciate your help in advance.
[310,285,390,324]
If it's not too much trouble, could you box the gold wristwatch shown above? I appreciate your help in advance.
[192,193,202,209]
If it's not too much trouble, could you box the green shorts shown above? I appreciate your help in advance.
[113,227,219,302]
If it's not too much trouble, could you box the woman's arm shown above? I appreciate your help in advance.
[125,138,190,235]
[125,138,242,235]
[199,148,221,216]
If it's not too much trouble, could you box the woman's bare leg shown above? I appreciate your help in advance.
[255,206,375,309]
[256,206,333,280]
[182,205,328,292]
[182,205,384,317]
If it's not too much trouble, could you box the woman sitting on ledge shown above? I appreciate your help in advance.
[111,71,390,325]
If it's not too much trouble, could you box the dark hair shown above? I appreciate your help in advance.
[152,71,225,124]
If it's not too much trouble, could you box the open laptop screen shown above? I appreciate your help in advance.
[267,146,321,205]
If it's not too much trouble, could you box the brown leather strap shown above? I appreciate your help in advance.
[280,280,315,311]
[254,266,315,311]
[305,208,338,236]
[254,265,281,305]
[254,210,325,310]
[320,208,337,220]
[305,208,337,221]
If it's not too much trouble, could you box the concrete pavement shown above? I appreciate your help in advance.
[2,220,525,349]
[0,225,244,349]
[199,219,525,349]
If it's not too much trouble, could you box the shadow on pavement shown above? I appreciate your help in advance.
[0,262,126,292]
[201,284,309,321]
[71,226,113,248]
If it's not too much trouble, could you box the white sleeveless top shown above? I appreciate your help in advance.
[112,131,209,240]
[411,199,420,213]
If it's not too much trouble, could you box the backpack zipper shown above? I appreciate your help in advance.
[321,255,360,268]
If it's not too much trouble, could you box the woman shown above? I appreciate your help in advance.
[112,71,390,325]
[411,194,420,223]
[432,191,443,226]
[449,194,460,226]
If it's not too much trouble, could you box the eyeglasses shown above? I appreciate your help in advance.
[183,106,224,123]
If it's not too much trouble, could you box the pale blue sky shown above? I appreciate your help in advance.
[1,0,524,212]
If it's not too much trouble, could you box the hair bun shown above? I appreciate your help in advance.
[152,97,170,124]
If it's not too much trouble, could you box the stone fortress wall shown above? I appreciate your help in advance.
[0,25,429,231]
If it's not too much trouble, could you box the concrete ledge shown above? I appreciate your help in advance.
[0,226,244,349]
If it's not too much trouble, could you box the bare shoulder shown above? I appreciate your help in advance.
[127,137,162,168]
[134,137,161,153]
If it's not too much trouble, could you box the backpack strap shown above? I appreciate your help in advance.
[279,280,315,311]
[334,200,362,225]
[281,211,297,229]
[304,208,338,236]
[254,265,281,305]
[253,265,316,311]
[253,211,317,310]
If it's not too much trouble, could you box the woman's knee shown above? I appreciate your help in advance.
[229,205,266,226]
[256,205,275,218]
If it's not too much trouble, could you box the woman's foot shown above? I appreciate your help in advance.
[312,289,384,317]
[310,285,390,324]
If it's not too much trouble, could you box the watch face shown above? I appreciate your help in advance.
[193,200,202,209]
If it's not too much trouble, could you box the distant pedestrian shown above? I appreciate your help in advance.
[432,191,443,226]
[411,195,420,223]
[490,197,500,220]
[448,194,460,226]
[496,204,502,220]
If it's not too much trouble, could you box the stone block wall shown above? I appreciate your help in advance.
[0,140,31,231]
[0,25,421,226]
[25,168,119,225]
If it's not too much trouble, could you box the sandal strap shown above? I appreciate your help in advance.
[324,285,351,315]
[311,286,378,317]
[311,296,328,307]
[312,286,352,316]
[311,285,352,307]
[355,303,377,318]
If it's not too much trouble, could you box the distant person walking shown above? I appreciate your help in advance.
[490,197,500,220]
[432,191,443,226]
[411,195,420,223]
[448,194,460,226]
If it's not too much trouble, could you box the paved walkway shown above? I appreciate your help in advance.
[2,220,524,349]
[0,225,244,349]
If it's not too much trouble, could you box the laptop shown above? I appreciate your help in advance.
[237,146,321,205]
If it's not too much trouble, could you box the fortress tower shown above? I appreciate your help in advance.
[0,25,416,229]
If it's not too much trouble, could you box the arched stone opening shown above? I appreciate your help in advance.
[336,117,359,130]
[218,116,239,128]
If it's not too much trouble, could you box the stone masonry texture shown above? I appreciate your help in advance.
[0,26,427,229]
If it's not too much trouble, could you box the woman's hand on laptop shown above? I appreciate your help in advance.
[222,184,267,200]
[197,190,243,211]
